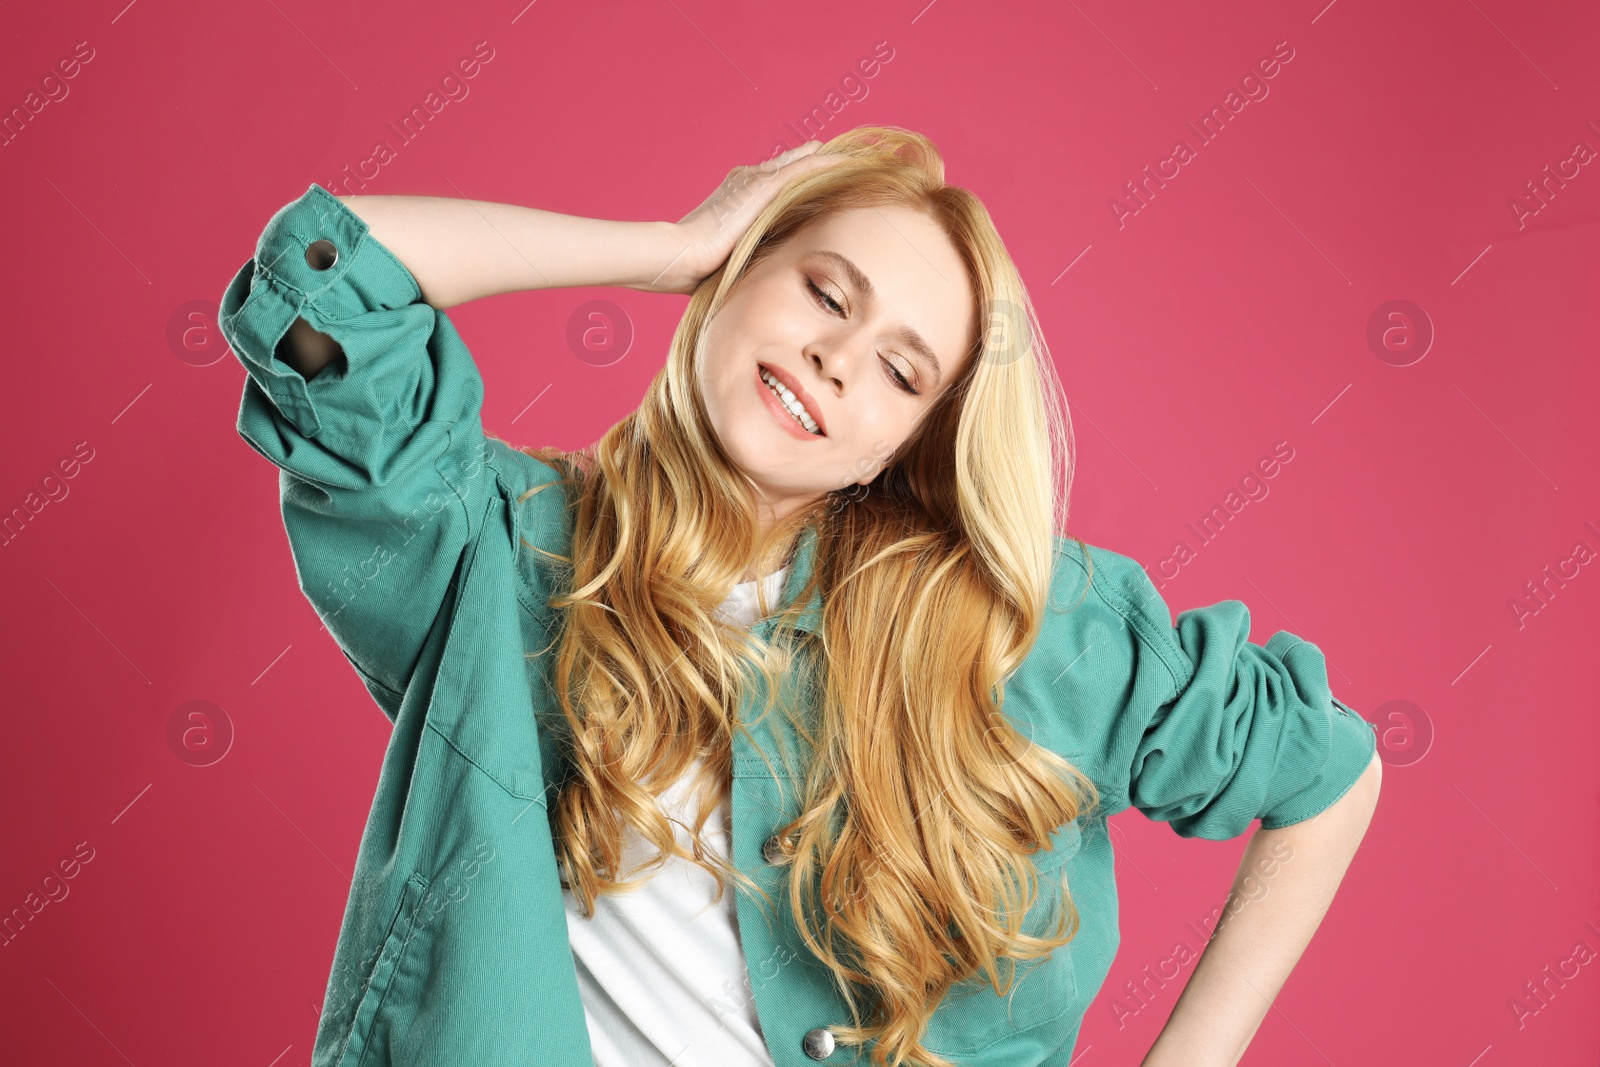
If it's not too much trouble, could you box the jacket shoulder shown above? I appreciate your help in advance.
[1000,537,1188,816]
[1045,535,1186,698]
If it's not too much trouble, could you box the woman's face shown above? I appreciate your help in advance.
[697,205,977,520]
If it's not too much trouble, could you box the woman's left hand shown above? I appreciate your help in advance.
[647,141,848,295]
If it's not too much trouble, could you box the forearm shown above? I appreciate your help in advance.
[334,194,681,309]
[1142,753,1382,1066]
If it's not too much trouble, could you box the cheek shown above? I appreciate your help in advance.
[838,408,914,471]
[696,319,745,408]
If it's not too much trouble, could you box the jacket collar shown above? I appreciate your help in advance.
[772,519,824,636]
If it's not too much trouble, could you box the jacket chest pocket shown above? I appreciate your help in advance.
[921,820,1086,1058]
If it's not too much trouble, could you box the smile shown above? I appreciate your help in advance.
[756,363,826,437]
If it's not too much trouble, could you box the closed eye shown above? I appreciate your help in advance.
[803,276,920,396]
[805,277,843,315]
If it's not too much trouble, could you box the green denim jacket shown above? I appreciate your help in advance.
[219,183,1377,1067]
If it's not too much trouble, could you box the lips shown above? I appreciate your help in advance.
[757,361,827,437]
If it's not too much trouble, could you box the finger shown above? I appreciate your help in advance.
[776,141,821,164]
[786,147,849,172]
[759,141,821,173]
[796,151,846,168]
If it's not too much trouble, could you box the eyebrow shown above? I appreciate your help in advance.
[808,249,944,386]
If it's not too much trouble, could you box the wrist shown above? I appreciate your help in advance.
[624,220,701,295]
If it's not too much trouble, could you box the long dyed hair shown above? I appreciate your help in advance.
[514,125,1097,1067]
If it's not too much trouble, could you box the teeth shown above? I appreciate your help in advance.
[760,369,821,434]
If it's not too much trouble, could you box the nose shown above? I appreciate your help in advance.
[804,340,860,394]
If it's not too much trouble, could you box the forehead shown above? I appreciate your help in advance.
[783,206,976,375]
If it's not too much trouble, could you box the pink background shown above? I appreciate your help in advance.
[3,0,1598,1063]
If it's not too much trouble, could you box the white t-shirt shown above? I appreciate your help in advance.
[563,567,788,1067]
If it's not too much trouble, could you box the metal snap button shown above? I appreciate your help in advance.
[802,1026,836,1060]
[305,238,339,271]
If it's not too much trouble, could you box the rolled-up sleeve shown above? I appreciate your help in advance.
[1034,542,1379,842]
[218,183,496,716]
[1125,595,1379,839]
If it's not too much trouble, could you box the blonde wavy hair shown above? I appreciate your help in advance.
[514,125,1099,1067]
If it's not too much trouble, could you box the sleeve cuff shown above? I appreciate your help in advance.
[219,183,421,440]
[1255,633,1379,829]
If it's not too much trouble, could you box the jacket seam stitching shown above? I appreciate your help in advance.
[417,496,544,805]
[943,966,1084,1056]
[1055,545,1185,702]
[435,426,479,532]
[424,719,549,806]
[1257,726,1377,829]
[488,446,550,622]
[304,183,424,305]
[350,873,430,1067]
[1091,569,1186,701]
[330,871,427,1067]
[347,655,406,707]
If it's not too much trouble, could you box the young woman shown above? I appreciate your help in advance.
[220,126,1381,1067]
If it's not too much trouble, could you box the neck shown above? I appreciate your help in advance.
[744,488,822,583]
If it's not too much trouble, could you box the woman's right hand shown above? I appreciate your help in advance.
[645,141,848,296]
